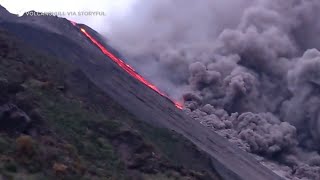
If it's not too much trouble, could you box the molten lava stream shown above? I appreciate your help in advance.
[70,21,183,109]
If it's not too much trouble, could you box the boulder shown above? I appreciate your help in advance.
[0,78,24,91]
[0,103,31,133]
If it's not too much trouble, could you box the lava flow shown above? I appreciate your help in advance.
[70,21,183,109]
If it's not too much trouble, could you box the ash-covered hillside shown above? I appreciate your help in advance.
[0,5,221,180]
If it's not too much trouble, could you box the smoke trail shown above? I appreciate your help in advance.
[105,0,254,99]
[104,0,320,179]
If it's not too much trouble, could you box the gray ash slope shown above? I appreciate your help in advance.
[105,0,320,179]
[0,5,282,180]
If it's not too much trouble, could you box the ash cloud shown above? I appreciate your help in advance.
[105,0,320,179]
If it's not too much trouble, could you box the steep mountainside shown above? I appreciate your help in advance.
[0,24,221,180]
[0,4,282,180]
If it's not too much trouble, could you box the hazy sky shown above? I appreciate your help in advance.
[1,0,136,32]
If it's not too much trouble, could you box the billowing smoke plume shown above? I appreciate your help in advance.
[105,0,320,179]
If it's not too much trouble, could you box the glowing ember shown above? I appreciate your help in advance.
[70,21,183,109]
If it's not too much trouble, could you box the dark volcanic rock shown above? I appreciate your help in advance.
[0,78,24,95]
[0,78,25,104]
[0,103,31,133]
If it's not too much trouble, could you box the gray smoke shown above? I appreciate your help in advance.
[105,0,320,179]
[234,112,297,156]
[283,49,320,150]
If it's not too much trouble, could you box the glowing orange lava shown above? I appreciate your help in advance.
[71,21,183,109]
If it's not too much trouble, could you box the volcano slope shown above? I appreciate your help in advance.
[0,7,282,180]
[0,21,223,180]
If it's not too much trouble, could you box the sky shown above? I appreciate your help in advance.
[0,0,136,32]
